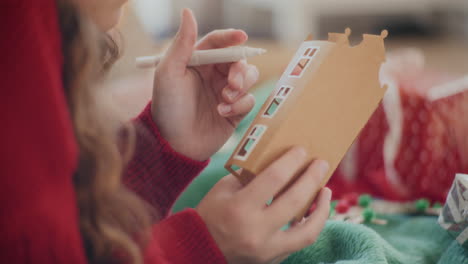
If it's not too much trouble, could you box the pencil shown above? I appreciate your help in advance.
[135,46,266,69]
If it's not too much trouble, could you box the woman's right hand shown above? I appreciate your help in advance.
[196,147,332,264]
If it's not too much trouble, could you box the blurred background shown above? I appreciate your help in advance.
[104,0,468,210]
[108,0,468,118]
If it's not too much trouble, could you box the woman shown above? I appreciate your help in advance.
[0,0,332,263]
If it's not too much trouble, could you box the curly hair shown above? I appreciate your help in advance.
[57,1,152,263]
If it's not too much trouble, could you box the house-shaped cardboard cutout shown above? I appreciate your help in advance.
[225,28,388,219]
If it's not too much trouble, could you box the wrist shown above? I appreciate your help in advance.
[149,104,210,162]
[161,135,209,162]
[137,102,211,163]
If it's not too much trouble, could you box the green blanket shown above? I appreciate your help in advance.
[285,216,467,264]
[173,81,468,264]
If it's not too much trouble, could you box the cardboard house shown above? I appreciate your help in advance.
[225,29,388,217]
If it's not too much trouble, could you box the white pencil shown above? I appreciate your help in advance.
[135,46,266,69]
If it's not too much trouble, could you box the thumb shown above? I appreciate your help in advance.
[161,8,198,74]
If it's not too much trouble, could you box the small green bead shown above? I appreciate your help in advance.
[331,201,338,210]
[415,199,430,212]
[358,194,372,207]
[433,202,443,209]
[362,207,375,222]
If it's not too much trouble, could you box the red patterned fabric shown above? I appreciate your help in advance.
[0,1,226,264]
[328,71,468,203]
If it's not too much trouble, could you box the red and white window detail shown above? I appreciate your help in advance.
[289,47,319,78]
[263,86,294,118]
[235,125,267,161]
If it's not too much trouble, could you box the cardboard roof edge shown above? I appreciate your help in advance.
[225,28,388,186]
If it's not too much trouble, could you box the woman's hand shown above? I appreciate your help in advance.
[152,9,258,161]
[197,147,332,264]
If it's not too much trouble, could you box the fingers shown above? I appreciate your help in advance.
[196,29,248,75]
[222,61,259,103]
[217,61,258,121]
[273,188,332,255]
[267,160,329,225]
[196,29,248,50]
[159,9,198,74]
[239,147,310,206]
[218,93,255,118]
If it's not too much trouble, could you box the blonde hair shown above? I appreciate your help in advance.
[57,1,152,263]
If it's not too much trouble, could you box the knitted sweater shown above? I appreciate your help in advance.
[0,1,226,263]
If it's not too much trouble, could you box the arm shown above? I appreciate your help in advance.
[0,1,87,263]
[124,105,225,262]
[124,103,209,218]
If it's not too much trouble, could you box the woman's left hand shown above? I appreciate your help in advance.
[151,9,259,161]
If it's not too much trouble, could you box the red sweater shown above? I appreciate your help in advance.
[0,1,226,263]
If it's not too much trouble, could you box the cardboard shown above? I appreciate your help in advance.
[225,29,388,220]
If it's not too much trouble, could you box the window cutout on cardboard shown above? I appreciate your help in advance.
[250,126,265,137]
[238,139,255,157]
[277,86,291,97]
[289,47,318,78]
[308,48,317,57]
[290,60,309,77]
[263,86,293,118]
[235,125,267,160]
[264,98,283,117]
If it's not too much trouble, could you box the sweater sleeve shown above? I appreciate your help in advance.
[124,103,209,218]
[0,1,86,264]
[144,209,227,264]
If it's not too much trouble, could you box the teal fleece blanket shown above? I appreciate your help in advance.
[173,81,468,264]
[284,216,467,264]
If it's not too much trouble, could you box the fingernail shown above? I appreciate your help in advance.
[218,104,232,115]
[326,188,333,200]
[318,160,330,176]
[246,67,258,85]
[234,73,243,90]
[225,89,239,101]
